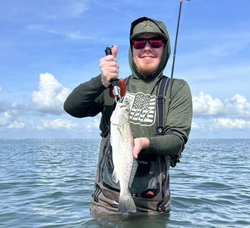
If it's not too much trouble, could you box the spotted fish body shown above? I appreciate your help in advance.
[110,101,137,214]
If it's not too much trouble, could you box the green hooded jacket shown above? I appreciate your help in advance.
[64,17,192,157]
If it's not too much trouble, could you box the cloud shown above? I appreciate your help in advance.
[193,92,250,118]
[0,86,2,92]
[0,112,26,129]
[2,71,250,136]
[1,73,70,118]
[51,0,90,19]
[85,119,99,130]
[211,118,250,130]
[224,94,250,118]
[32,73,70,115]
[192,118,250,131]
[0,100,28,118]
[0,114,9,126]
[193,92,224,116]
[192,92,250,133]
[0,102,29,128]
[191,122,200,130]
[0,100,11,113]
[41,118,100,131]
[7,121,25,129]
[41,118,78,130]
[1,73,71,131]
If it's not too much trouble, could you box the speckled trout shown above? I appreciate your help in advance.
[110,100,137,214]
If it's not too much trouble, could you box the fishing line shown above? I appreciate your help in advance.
[43,0,57,23]
[180,0,189,25]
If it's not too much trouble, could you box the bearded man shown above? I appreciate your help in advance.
[64,17,193,215]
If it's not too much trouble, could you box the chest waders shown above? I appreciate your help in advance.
[91,76,181,214]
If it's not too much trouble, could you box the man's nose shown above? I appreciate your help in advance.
[144,40,152,49]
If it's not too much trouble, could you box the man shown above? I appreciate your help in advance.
[64,17,192,215]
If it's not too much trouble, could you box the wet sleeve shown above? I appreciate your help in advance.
[63,74,106,118]
[145,80,193,156]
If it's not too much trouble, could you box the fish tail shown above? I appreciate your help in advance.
[118,192,136,214]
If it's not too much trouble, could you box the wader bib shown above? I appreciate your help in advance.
[90,76,176,215]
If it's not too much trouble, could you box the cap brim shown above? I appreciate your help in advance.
[130,32,168,41]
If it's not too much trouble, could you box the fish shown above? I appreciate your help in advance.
[110,100,137,214]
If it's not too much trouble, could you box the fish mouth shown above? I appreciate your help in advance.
[118,101,129,107]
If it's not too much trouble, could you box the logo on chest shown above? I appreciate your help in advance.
[125,92,156,126]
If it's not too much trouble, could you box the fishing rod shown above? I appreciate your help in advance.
[167,0,190,167]
[169,0,190,101]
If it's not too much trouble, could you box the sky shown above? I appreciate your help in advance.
[0,0,250,139]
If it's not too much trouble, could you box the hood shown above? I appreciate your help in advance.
[128,17,171,81]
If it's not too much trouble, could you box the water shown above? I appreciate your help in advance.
[0,138,250,227]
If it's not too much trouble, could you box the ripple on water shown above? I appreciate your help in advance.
[0,138,250,227]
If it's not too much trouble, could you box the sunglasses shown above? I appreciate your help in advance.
[132,38,164,49]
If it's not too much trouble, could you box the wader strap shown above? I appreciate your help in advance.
[125,75,131,87]
[93,184,102,202]
[155,76,170,136]
[155,76,181,168]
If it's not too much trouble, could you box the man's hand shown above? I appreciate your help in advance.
[100,45,119,87]
[132,137,150,159]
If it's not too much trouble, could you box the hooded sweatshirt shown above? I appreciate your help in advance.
[64,17,192,157]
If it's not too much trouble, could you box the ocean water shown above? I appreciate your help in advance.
[0,138,250,228]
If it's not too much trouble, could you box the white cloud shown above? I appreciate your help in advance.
[0,116,8,126]
[0,111,26,129]
[192,118,250,131]
[193,92,250,118]
[32,73,70,115]
[1,73,70,126]
[192,92,250,133]
[7,121,25,129]
[224,94,250,118]
[0,86,2,92]
[41,119,78,130]
[193,92,224,116]
[0,111,16,126]
[211,118,250,130]
[41,118,100,131]
[85,119,99,130]
[191,122,200,130]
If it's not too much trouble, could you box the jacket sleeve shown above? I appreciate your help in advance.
[64,74,106,118]
[146,79,193,156]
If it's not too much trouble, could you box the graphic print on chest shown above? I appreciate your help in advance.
[125,92,156,126]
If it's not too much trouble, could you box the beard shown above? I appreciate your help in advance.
[136,64,157,78]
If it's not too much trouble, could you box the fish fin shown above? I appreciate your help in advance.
[129,158,138,188]
[112,169,119,183]
[118,192,136,214]
[110,136,113,146]
[117,125,123,137]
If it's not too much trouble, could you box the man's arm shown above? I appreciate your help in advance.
[64,45,120,118]
[63,75,106,118]
[133,80,193,157]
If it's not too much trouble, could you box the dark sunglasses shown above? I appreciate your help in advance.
[132,38,164,49]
